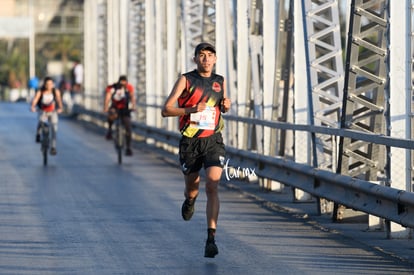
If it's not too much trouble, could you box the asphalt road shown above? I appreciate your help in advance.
[0,102,413,275]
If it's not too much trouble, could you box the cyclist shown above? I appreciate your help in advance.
[31,76,64,155]
[103,75,136,156]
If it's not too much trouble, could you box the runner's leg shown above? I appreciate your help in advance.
[205,166,222,229]
[106,117,113,138]
[184,172,200,200]
[181,172,200,220]
[36,112,42,135]
[49,112,58,149]
[123,115,132,149]
[106,107,116,139]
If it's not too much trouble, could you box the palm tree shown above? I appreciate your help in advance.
[41,34,82,76]
[0,39,29,88]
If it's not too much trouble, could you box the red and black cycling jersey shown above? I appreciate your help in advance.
[106,83,134,110]
[178,70,225,138]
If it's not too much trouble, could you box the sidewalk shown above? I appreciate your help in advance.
[223,178,414,266]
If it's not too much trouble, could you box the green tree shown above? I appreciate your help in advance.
[0,39,29,88]
[41,34,82,76]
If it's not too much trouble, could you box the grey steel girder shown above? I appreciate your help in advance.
[129,0,146,122]
[338,0,388,182]
[302,0,345,172]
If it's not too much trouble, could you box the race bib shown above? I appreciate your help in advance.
[190,106,216,130]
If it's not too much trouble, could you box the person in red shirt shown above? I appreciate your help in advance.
[103,75,136,156]
[31,76,64,155]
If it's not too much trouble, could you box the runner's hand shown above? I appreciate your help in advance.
[221,98,231,113]
[195,102,207,112]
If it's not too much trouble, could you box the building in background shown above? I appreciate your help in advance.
[0,0,83,101]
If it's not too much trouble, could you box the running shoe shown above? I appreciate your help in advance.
[181,198,196,221]
[126,148,133,156]
[105,132,112,140]
[204,240,218,258]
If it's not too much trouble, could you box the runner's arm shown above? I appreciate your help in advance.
[161,76,205,117]
[55,89,64,113]
[129,85,136,110]
[30,90,41,112]
[103,87,112,112]
[221,79,231,113]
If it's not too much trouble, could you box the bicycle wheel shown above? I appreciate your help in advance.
[43,147,48,166]
[41,124,49,166]
[116,121,123,164]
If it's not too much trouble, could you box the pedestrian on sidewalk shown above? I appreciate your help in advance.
[161,42,231,258]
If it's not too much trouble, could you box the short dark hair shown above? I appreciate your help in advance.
[194,42,216,56]
[118,75,128,82]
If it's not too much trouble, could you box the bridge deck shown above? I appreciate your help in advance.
[0,102,412,274]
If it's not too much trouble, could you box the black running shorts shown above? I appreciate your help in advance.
[179,133,226,175]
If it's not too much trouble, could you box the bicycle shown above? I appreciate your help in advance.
[40,121,50,166]
[113,109,129,164]
[114,110,125,164]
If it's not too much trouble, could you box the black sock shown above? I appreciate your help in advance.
[207,228,216,242]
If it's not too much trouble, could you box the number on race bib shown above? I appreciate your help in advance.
[190,106,216,130]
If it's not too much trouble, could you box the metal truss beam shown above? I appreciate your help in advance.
[97,1,108,107]
[277,0,294,159]
[129,0,146,122]
[301,0,344,172]
[338,0,388,180]
[388,0,412,238]
[181,0,215,71]
[336,0,389,225]
[298,0,344,206]
[410,1,414,193]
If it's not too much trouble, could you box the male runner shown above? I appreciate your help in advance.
[161,42,231,258]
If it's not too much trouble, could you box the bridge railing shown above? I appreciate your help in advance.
[73,104,414,229]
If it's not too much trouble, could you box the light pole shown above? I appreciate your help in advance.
[29,0,35,78]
